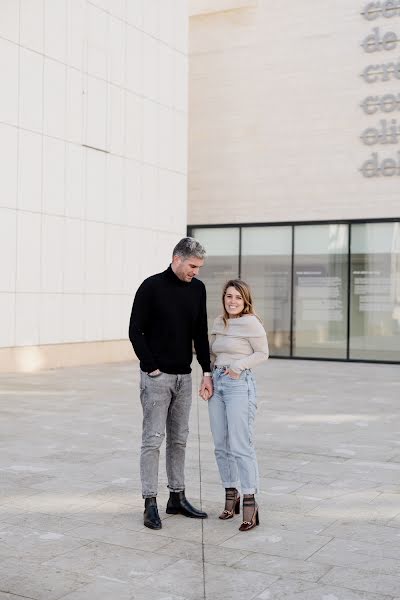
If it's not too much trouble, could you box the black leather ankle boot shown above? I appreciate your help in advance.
[166,491,208,519]
[144,497,162,529]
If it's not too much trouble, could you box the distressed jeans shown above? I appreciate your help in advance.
[139,369,192,498]
[208,367,259,494]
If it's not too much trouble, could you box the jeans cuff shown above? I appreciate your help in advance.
[241,487,258,494]
[222,481,240,489]
[142,493,158,498]
[167,485,184,492]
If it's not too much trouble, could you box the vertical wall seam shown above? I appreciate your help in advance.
[82,0,89,343]
[13,0,22,349]
[38,0,46,346]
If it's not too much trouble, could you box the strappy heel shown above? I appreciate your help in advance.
[239,495,259,531]
[219,488,240,520]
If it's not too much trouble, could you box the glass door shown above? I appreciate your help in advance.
[293,224,349,359]
[190,227,240,331]
[241,226,292,356]
[350,222,400,361]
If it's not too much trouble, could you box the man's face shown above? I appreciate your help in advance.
[172,255,204,283]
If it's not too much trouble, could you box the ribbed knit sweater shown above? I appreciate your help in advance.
[129,266,211,374]
[210,314,269,373]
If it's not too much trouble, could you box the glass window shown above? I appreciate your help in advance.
[191,228,240,330]
[241,227,292,356]
[293,224,348,359]
[189,220,400,364]
[350,222,400,361]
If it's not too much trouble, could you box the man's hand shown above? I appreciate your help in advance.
[199,374,213,401]
[148,369,161,377]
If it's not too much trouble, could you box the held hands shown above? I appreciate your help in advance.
[199,375,213,401]
[198,369,240,400]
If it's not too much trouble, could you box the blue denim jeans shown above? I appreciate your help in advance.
[139,370,192,498]
[208,367,259,494]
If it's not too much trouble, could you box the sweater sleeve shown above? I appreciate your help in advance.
[209,334,216,369]
[193,284,211,373]
[128,280,158,373]
[230,332,269,372]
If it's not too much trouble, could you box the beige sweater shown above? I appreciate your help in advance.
[210,314,269,373]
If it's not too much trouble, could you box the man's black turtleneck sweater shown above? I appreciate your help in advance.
[129,266,211,375]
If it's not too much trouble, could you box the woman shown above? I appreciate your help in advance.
[201,279,269,531]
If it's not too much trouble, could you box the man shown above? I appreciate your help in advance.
[129,237,213,529]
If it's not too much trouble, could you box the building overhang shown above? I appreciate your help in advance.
[189,0,257,17]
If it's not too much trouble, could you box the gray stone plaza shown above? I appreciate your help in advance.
[1,358,400,600]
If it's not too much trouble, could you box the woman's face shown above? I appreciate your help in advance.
[224,286,245,318]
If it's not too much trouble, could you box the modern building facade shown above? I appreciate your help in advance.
[0,1,188,372]
[189,0,400,363]
[1,1,398,371]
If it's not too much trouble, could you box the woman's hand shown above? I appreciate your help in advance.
[224,368,240,379]
[199,388,211,401]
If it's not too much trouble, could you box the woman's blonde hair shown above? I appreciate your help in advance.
[221,279,258,326]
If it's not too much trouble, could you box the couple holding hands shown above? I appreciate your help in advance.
[129,237,269,532]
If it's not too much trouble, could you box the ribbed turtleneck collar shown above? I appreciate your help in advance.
[165,264,188,286]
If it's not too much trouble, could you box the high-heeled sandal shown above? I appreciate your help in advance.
[219,488,240,520]
[239,495,259,531]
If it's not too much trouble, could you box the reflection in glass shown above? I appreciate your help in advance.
[350,222,400,361]
[293,224,348,359]
[191,228,239,330]
[241,227,292,356]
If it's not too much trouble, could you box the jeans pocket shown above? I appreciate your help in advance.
[225,375,247,386]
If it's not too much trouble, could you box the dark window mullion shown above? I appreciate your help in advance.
[346,224,352,360]
[238,227,242,279]
[289,224,295,357]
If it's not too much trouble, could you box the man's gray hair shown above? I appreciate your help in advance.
[172,237,206,260]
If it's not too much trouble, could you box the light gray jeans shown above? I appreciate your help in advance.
[208,367,259,494]
[139,369,192,498]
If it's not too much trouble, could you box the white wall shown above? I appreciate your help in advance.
[0,0,188,358]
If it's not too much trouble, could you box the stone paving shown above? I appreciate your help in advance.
[0,358,400,600]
